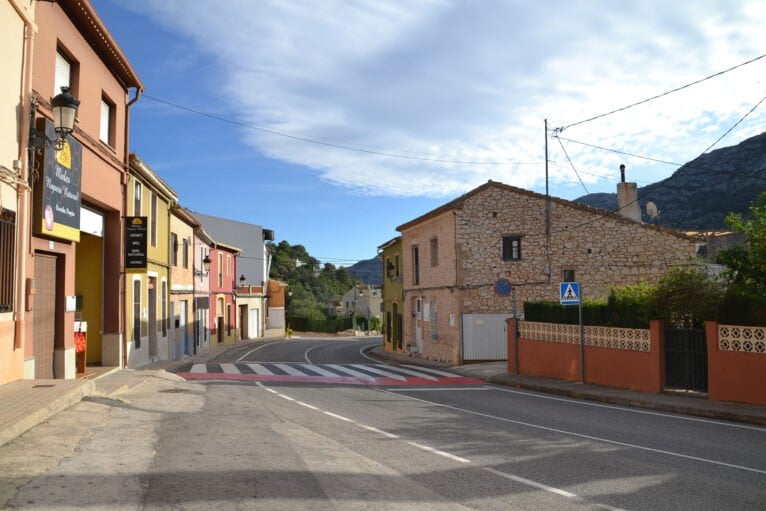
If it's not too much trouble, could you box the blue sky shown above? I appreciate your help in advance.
[95,0,766,265]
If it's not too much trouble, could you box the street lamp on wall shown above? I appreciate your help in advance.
[195,255,212,277]
[239,274,246,288]
[31,87,81,152]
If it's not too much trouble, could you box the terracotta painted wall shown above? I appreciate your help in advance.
[706,322,766,406]
[209,247,237,344]
[509,319,663,393]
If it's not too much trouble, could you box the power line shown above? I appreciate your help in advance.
[554,136,766,183]
[555,136,589,194]
[142,93,539,166]
[557,53,766,132]
[700,94,766,154]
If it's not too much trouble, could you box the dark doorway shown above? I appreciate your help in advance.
[665,328,708,392]
[34,254,58,379]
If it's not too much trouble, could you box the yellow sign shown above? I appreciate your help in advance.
[55,140,71,169]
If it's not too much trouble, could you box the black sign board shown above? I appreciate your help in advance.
[125,216,148,269]
[35,119,82,241]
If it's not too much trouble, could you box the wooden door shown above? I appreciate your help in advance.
[34,254,57,379]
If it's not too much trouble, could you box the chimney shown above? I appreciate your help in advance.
[616,164,642,222]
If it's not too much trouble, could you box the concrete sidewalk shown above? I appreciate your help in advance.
[0,339,265,448]
[367,346,766,427]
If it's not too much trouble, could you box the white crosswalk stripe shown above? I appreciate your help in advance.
[184,363,459,382]
[220,363,240,374]
[274,363,307,376]
[352,364,407,381]
[402,365,460,378]
[325,364,376,380]
[247,363,274,375]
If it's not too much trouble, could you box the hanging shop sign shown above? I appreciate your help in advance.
[34,119,82,242]
[125,216,148,270]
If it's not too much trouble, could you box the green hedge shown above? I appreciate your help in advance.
[286,316,354,333]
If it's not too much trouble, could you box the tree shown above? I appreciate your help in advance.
[718,191,766,297]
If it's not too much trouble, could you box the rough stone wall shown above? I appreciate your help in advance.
[456,185,697,314]
[401,211,460,362]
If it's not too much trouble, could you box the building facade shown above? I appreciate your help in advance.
[235,285,265,340]
[341,284,382,331]
[169,207,198,360]
[266,279,287,332]
[193,227,213,353]
[397,181,698,364]
[0,0,35,384]
[126,155,176,368]
[379,237,404,353]
[209,241,240,346]
[10,0,143,381]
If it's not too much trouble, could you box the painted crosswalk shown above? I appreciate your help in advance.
[176,363,484,386]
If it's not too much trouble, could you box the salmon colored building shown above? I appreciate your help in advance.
[9,0,143,381]
[209,241,240,346]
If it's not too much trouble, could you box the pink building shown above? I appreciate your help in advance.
[208,241,240,346]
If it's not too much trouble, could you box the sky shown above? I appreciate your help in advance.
[94,0,766,265]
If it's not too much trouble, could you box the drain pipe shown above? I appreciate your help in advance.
[121,86,142,368]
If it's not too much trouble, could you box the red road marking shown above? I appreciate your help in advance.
[177,373,485,386]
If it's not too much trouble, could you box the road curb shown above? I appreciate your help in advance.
[486,374,766,427]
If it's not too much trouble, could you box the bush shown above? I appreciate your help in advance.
[718,285,766,326]
[369,316,381,331]
[288,316,353,333]
[606,283,654,328]
[652,266,723,328]
[523,299,608,326]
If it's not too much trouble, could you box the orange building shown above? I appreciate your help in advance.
[16,0,142,380]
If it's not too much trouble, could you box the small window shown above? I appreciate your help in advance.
[54,51,71,96]
[183,239,189,269]
[150,192,157,247]
[395,254,400,277]
[562,269,576,282]
[218,253,223,287]
[170,233,178,266]
[430,301,438,341]
[134,182,142,216]
[502,236,521,261]
[0,209,17,313]
[133,279,141,349]
[430,237,439,267]
[100,96,115,146]
[227,255,231,276]
[161,281,167,336]
[412,246,420,285]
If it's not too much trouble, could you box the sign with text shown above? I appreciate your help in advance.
[125,216,148,270]
[35,119,82,242]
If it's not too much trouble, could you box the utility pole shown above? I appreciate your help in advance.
[544,119,551,283]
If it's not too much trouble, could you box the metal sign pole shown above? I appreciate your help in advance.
[579,290,584,383]
[512,286,519,374]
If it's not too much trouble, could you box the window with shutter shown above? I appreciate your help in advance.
[100,98,112,144]
[54,52,71,95]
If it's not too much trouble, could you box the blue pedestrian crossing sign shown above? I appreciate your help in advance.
[560,282,580,305]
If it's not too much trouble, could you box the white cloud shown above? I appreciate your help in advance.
[127,0,766,197]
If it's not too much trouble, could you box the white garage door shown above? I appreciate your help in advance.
[461,314,513,361]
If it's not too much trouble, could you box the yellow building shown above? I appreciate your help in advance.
[126,154,177,368]
[378,237,404,352]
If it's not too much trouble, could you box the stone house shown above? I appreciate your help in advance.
[397,180,697,364]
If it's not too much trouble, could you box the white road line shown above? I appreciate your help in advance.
[325,364,376,380]
[358,424,399,439]
[274,363,309,376]
[304,342,342,363]
[190,364,206,373]
[403,365,460,378]
[299,365,341,377]
[381,366,438,381]
[359,344,380,363]
[381,390,766,475]
[405,441,471,463]
[486,385,766,432]
[296,401,319,410]
[393,387,489,392]
[323,411,353,422]
[352,365,407,381]
[235,341,283,362]
[219,363,241,374]
[278,394,295,401]
[482,467,627,511]
[246,363,274,375]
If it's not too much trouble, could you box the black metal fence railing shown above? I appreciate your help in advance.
[0,212,16,313]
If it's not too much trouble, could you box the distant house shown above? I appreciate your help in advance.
[341,284,382,328]
[208,241,240,346]
[397,180,697,364]
[378,237,404,353]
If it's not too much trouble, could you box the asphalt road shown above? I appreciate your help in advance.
[2,336,765,510]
